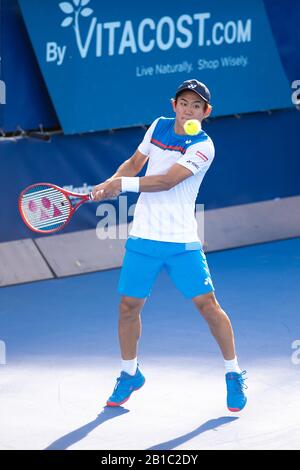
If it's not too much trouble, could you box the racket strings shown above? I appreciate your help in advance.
[21,186,71,231]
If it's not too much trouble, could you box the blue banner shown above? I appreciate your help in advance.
[18,0,292,134]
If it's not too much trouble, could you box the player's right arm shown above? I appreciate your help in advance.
[110,149,149,178]
[92,150,148,197]
[108,117,159,179]
[93,118,159,198]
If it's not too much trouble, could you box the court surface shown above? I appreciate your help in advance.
[0,237,300,450]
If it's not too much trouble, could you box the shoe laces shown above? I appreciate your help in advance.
[113,376,123,392]
[113,373,130,392]
[235,370,248,391]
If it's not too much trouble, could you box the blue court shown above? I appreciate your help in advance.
[1,237,299,450]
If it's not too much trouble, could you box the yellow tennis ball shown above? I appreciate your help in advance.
[183,119,201,136]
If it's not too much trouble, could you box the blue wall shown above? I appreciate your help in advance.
[1,0,59,131]
[263,0,300,82]
[1,107,299,242]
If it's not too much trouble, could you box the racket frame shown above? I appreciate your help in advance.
[18,182,92,234]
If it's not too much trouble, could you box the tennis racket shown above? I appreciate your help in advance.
[18,182,95,234]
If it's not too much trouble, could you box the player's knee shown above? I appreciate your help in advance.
[119,296,144,319]
[193,292,220,317]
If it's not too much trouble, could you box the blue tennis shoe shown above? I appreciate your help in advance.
[225,370,248,412]
[107,367,145,407]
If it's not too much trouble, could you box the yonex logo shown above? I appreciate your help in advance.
[21,186,71,231]
[186,160,199,170]
[188,83,197,89]
[27,197,63,221]
[185,140,192,144]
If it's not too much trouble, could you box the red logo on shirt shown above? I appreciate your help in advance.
[195,150,208,162]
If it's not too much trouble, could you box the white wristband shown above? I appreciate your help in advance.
[121,177,140,193]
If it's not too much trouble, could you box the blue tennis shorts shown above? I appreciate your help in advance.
[118,237,214,299]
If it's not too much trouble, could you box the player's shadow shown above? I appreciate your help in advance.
[45,406,129,450]
[146,416,238,450]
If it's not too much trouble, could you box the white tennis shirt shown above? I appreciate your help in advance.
[129,117,215,243]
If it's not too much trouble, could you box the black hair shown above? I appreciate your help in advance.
[175,90,210,111]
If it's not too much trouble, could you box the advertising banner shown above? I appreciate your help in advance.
[18,0,293,134]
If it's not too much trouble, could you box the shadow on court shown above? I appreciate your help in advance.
[146,416,238,450]
[45,406,129,450]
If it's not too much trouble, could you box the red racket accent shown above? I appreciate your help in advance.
[18,183,93,234]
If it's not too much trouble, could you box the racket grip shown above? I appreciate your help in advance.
[89,189,104,200]
[89,191,118,201]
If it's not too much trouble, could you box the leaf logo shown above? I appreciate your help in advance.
[59,0,96,58]
[59,0,93,28]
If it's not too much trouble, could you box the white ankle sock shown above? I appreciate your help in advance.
[224,356,241,374]
[121,358,137,376]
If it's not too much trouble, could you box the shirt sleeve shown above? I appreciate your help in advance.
[176,140,215,175]
[138,117,160,156]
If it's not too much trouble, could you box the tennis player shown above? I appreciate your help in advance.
[92,79,247,412]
